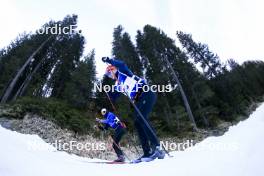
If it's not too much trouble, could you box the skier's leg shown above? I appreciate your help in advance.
[136,91,159,147]
[112,127,126,158]
[134,119,151,156]
[135,91,165,160]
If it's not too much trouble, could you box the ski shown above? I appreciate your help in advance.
[140,157,154,162]
[84,159,155,164]
[85,161,128,164]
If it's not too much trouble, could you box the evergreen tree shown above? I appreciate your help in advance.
[177,31,223,79]
[112,25,142,76]
[211,60,264,121]
[136,25,200,130]
[62,50,96,108]
[0,15,86,104]
[47,15,85,99]
[0,32,54,102]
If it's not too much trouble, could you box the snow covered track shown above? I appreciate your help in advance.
[1,104,264,176]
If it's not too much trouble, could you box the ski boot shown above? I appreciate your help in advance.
[131,154,151,164]
[114,155,125,162]
[141,146,165,162]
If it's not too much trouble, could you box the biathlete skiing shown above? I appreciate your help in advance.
[101,56,165,163]
[95,108,127,162]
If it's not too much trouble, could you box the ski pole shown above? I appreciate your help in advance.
[105,91,117,112]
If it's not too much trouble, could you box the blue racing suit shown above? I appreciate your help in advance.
[100,111,121,129]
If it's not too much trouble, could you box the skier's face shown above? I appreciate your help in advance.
[105,65,118,80]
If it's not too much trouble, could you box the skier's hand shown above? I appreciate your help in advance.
[95,118,101,122]
[102,57,110,63]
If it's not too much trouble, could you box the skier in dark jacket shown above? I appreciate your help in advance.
[96,108,127,162]
[102,57,165,163]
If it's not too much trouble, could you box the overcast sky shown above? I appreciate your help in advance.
[1,0,263,77]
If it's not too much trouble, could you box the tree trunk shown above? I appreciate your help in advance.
[12,56,46,101]
[162,94,173,129]
[0,36,52,103]
[163,55,198,131]
[190,83,209,127]
[174,107,180,130]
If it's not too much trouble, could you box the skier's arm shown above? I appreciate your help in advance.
[102,57,124,68]
[96,117,109,124]
[102,57,133,76]
[96,118,109,131]
[99,118,109,124]
[108,59,125,70]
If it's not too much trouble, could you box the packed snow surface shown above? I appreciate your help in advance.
[1,104,264,176]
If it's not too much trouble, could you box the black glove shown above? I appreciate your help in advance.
[102,57,110,63]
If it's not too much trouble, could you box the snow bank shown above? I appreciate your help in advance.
[1,104,264,176]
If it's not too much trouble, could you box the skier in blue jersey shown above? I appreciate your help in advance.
[102,57,165,163]
[96,108,127,162]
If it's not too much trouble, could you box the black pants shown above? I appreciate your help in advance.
[112,126,126,157]
[134,91,159,156]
